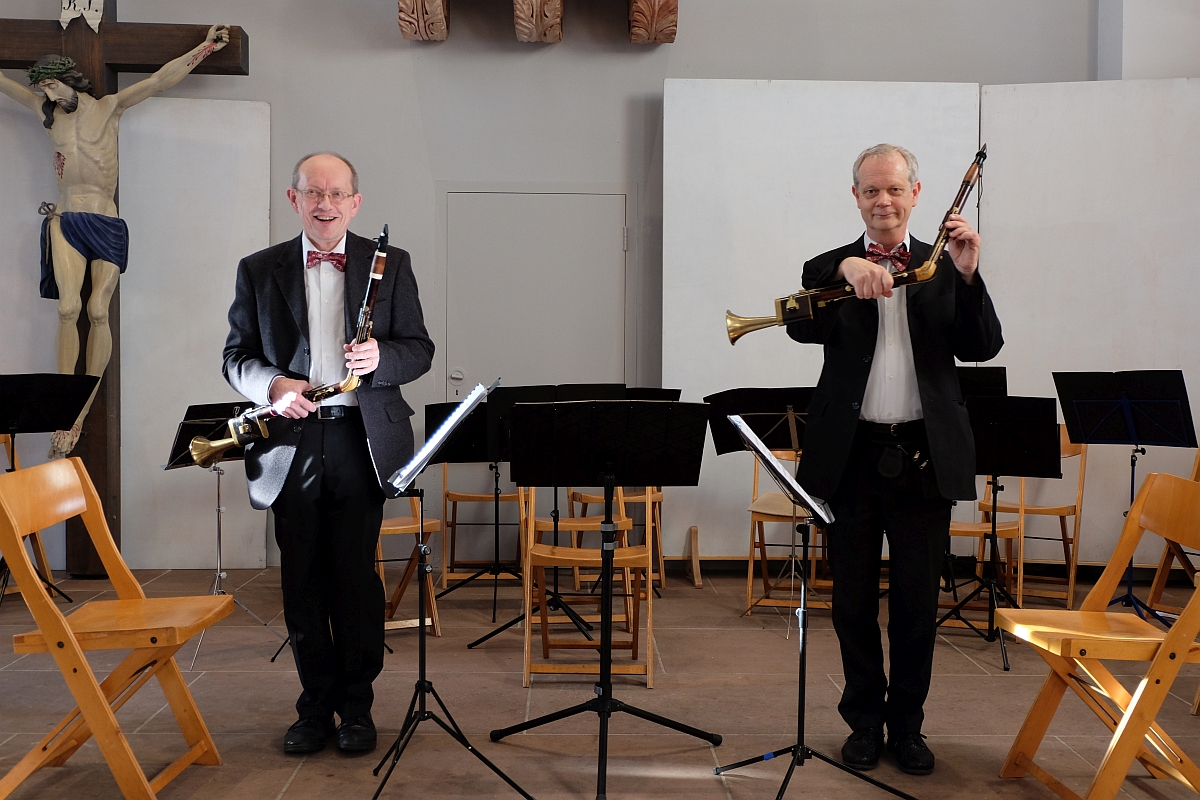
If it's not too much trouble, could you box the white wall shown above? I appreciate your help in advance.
[1,0,1103,566]
[1098,0,1200,80]
[118,97,271,569]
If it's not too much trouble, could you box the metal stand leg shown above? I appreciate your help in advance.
[716,521,918,800]
[373,489,533,800]
[191,464,286,670]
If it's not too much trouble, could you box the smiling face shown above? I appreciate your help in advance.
[852,152,920,248]
[287,154,362,252]
[38,79,78,112]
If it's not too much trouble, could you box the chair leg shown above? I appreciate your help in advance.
[1000,656,1070,778]
[540,566,554,659]
[653,501,665,590]
[523,559,535,688]
[645,563,654,689]
[631,568,642,661]
[424,568,442,637]
[745,519,757,614]
[757,522,771,596]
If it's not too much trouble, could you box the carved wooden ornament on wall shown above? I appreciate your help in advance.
[397,0,676,43]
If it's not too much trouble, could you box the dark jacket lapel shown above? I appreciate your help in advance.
[274,235,308,345]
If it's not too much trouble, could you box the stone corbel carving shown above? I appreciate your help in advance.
[629,0,677,44]
[514,0,563,43]
[398,0,449,41]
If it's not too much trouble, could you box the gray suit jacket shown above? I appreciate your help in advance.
[223,231,435,510]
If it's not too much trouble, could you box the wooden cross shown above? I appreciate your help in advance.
[0,2,248,575]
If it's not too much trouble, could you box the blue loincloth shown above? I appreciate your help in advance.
[39,212,129,300]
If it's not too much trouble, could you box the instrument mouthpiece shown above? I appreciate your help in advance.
[377,224,389,252]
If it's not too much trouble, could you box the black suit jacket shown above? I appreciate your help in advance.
[786,236,1003,501]
[223,231,435,509]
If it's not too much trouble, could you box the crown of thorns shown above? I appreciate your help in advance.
[27,56,77,85]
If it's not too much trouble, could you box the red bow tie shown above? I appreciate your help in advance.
[864,243,911,270]
[306,250,346,272]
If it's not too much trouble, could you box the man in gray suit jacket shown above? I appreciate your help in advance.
[224,152,434,755]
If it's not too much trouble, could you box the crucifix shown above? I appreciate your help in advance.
[0,1,248,576]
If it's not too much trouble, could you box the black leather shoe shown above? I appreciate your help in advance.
[284,716,334,755]
[887,731,935,775]
[841,728,884,770]
[336,714,377,753]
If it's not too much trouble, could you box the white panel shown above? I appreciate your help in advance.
[119,97,271,569]
[981,78,1200,566]
[0,95,70,568]
[663,79,980,557]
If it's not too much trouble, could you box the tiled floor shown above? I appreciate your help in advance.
[1,566,1198,799]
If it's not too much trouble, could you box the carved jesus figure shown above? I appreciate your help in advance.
[0,24,229,457]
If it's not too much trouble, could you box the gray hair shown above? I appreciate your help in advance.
[291,151,359,194]
[852,144,919,189]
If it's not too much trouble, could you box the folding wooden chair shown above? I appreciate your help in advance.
[440,462,521,589]
[571,486,665,591]
[0,433,55,600]
[519,486,652,687]
[0,458,232,800]
[1147,449,1200,617]
[744,450,827,614]
[376,494,442,636]
[981,424,1088,608]
[997,471,1200,800]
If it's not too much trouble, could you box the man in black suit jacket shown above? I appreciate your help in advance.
[787,144,1002,775]
[224,152,434,755]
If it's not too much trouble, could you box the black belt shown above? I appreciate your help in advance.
[858,419,925,441]
[314,405,359,421]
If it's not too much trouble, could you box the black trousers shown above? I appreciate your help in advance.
[272,409,385,721]
[827,421,951,735]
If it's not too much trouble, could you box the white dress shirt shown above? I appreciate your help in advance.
[859,232,922,423]
[301,234,357,407]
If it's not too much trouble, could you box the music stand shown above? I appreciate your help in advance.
[1054,370,1197,622]
[164,401,286,667]
[373,382,532,800]
[0,376,97,606]
[0,373,97,607]
[705,387,816,614]
[467,383,627,649]
[937,396,1060,670]
[714,418,916,799]
[488,400,722,800]
[426,396,524,618]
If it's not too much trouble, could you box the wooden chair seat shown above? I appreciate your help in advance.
[0,458,230,800]
[14,596,232,653]
[997,608,1200,661]
[949,520,1021,538]
[982,500,1075,518]
[530,543,649,570]
[748,491,811,519]
[997,471,1200,800]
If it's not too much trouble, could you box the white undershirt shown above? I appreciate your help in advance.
[859,232,921,423]
[301,234,357,407]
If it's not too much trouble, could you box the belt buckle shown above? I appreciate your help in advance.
[889,423,899,437]
[317,405,341,420]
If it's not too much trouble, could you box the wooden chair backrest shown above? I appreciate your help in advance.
[1190,449,1200,483]
[1081,472,1200,611]
[751,449,801,503]
[1,434,17,470]
[518,486,627,546]
[0,457,143,602]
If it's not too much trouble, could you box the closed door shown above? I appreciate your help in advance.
[445,192,627,398]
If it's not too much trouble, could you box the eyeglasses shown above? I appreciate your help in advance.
[294,188,356,204]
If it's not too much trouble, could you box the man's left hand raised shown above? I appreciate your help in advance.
[345,338,379,376]
[944,213,980,284]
